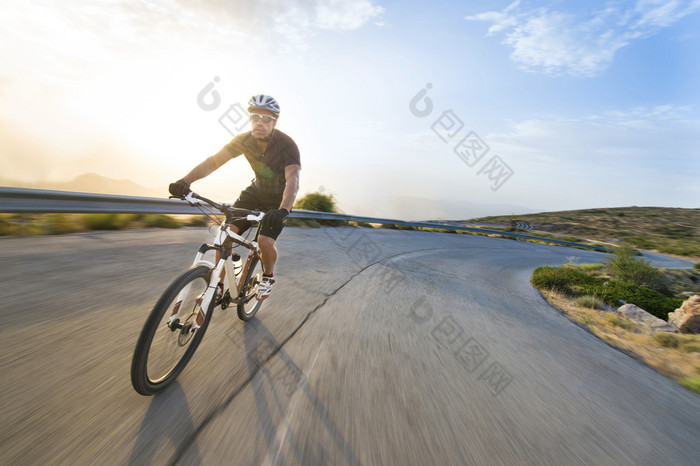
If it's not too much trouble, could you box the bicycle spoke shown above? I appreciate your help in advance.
[131,266,214,395]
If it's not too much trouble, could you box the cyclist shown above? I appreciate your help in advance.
[169,94,301,301]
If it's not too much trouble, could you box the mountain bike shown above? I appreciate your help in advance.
[131,192,267,396]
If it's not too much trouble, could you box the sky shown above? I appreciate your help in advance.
[1,0,699,220]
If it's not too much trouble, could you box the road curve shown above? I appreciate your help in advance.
[0,227,698,465]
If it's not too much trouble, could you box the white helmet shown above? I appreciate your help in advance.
[247,94,280,116]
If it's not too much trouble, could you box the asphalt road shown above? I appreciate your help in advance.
[0,227,698,465]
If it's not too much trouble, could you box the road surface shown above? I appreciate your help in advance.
[0,227,698,465]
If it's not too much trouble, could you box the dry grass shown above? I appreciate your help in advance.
[0,213,211,236]
[473,207,700,260]
[542,290,700,393]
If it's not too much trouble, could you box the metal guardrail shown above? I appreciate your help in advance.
[0,187,202,215]
[0,187,612,253]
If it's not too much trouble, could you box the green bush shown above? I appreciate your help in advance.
[678,377,700,395]
[186,216,208,227]
[532,264,682,319]
[531,266,570,293]
[653,332,679,348]
[604,246,668,293]
[576,295,605,310]
[293,192,343,226]
[531,266,599,295]
[45,214,84,235]
[294,192,338,212]
[82,213,133,230]
[1,214,44,236]
[577,263,604,273]
[592,281,682,320]
[0,216,17,236]
[143,214,181,229]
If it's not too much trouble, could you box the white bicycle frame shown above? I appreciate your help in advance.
[167,194,265,329]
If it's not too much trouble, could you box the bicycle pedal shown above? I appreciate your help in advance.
[219,290,231,309]
[167,319,183,331]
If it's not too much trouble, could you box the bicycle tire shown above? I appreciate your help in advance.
[237,254,264,321]
[131,265,215,396]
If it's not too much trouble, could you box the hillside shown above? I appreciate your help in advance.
[472,207,700,259]
[0,173,165,198]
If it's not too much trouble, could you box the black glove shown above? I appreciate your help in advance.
[266,208,289,225]
[169,179,191,198]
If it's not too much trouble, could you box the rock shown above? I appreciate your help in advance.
[668,295,700,334]
[617,304,677,335]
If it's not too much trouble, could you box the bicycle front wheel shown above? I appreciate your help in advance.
[237,254,264,321]
[131,265,215,396]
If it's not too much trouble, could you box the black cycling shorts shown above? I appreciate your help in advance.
[228,184,286,240]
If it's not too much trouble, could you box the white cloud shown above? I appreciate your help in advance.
[174,0,384,39]
[484,105,700,208]
[584,104,694,123]
[0,0,385,181]
[315,0,385,30]
[466,0,700,77]
[0,0,386,94]
[467,0,522,35]
[0,0,385,75]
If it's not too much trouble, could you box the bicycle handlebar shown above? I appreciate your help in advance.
[176,192,263,219]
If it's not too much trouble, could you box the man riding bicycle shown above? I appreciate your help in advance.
[169,94,301,301]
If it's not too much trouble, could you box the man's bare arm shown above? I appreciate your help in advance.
[280,164,301,212]
[182,147,232,184]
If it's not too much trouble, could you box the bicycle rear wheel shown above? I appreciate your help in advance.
[131,265,215,396]
[237,254,264,321]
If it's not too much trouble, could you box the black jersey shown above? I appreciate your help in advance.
[224,130,301,193]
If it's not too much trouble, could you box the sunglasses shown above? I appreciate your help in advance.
[250,113,277,123]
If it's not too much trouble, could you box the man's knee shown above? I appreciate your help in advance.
[258,235,276,249]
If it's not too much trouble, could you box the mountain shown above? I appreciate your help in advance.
[473,206,700,258]
[385,195,539,221]
[1,173,166,198]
